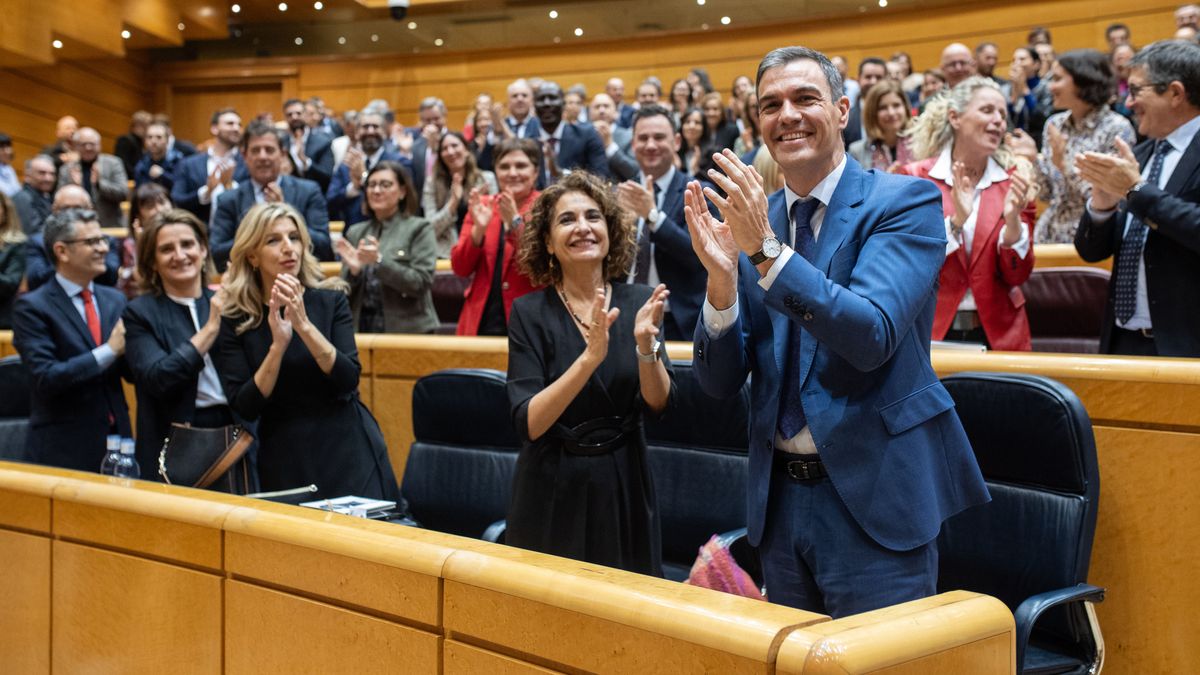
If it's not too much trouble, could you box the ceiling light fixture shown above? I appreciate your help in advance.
[371,34,379,42]
[295,37,303,45]
[52,39,63,49]
[549,10,558,19]
[434,38,444,46]
[231,4,241,13]
[121,30,131,39]
[879,0,888,6]
[574,27,583,36]
[721,16,731,25]
[314,1,323,9]
[407,21,417,29]
[338,36,346,44]
[697,0,706,5]
[178,22,186,30]
[278,2,288,11]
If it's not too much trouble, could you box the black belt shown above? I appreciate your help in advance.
[556,416,635,456]
[774,451,827,482]
[1116,326,1154,339]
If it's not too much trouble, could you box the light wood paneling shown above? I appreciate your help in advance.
[225,580,441,674]
[167,82,287,154]
[0,487,52,533]
[52,540,222,674]
[0,529,50,674]
[1034,244,1111,270]
[53,499,225,570]
[443,640,564,675]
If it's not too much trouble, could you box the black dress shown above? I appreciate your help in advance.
[214,288,402,502]
[506,283,673,576]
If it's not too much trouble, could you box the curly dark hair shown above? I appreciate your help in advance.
[517,172,636,287]
[1056,49,1117,108]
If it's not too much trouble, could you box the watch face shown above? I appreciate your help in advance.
[762,237,782,258]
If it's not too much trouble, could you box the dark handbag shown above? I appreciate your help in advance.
[158,423,254,493]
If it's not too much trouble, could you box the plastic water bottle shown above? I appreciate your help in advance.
[113,438,140,480]
[100,435,121,475]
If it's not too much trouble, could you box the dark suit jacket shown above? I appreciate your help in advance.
[635,169,706,341]
[505,116,542,139]
[171,138,198,157]
[12,185,52,235]
[538,122,610,188]
[842,100,864,149]
[24,234,121,291]
[211,174,332,269]
[114,132,143,177]
[0,243,24,329]
[284,130,335,193]
[325,149,407,226]
[170,152,250,224]
[693,158,988,551]
[617,103,636,129]
[409,135,440,208]
[133,149,185,190]
[12,280,131,470]
[1075,133,1200,356]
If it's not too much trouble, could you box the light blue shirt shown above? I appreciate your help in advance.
[55,273,116,370]
[0,164,19,197]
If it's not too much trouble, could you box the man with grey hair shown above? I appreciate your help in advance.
[12,207,131,471]
[589,93,638,181]
[1176,3,1199,29]
[1075,39,1200,356]
[939,42,977,88]
[24,185,121,291]
[326,108,406,226]
[56,127,128,229]
[687,45,987,616]
[505,79,541,139]
[408,96,448,205]
[13,154,56,235]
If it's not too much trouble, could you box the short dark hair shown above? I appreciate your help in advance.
[210,107,238,126]
[858,57,887,76]
[494,137,542,168]
[283,98,304,110]
[362,160,417,219]
[631,104,674,133]
[242,120,285,150]
[0,133,10,147]
[1106,23,1130,38]
[518,171,636,287]
[43,208,99,262]
[757,46,844,101]
[1028,26,1052,44]
[1056,49,1117,108]
[1017,45,1041,64]
[1131,39,1200,108]
[975,41,998,54]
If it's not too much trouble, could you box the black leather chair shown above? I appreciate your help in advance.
[645,360,751,581]
[940,372,1104,674]
[1022,266,1110,354]
[403,368,520,538]
[0,355,31,461]
[432,270,470,335]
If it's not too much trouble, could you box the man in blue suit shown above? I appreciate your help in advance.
[326,109,408,226]
[504,79,542,139]
[283,98,335,193]
[687,46,988,617]
[171,108,248,224]
[211,121,332,270]
[12,208,131,471]
[533,82,609,187]
[616,105,706,341]
[407,97,449,210]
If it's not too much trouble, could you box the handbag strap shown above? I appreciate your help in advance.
[194,427,255,489]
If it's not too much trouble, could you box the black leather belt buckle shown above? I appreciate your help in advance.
[776,453,827,482]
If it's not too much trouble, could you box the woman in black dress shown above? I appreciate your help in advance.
[506,171,674,576]
[214,202,402,502]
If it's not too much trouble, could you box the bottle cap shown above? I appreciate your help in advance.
[120,439,135,455]
[107,435,121,450]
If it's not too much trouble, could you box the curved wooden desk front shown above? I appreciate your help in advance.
[0,463,1013,674]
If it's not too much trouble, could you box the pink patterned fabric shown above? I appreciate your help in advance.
[684,535,766,601]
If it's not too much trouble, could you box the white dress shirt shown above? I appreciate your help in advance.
[626,166,676,288]
[167,295,229,409]
[55,273,116,370]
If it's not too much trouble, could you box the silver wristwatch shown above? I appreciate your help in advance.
[748,236,783,265]
[637,338,662,363]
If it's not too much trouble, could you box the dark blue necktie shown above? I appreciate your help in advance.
[1114,140,1171,323]
[777,198,820,439]
[633,181,661,284]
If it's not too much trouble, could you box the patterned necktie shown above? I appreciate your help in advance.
[80,288,101,347]
[777,198,820,439]
[1114,140,1171,323]
[544,138,560,182]
[633,182,661,284]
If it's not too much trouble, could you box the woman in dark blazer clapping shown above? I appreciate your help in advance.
[122,209,251,489]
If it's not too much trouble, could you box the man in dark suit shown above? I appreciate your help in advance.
[687,46,988,617]
[608,77,636,129]
[25,186,121,291]
[12,154,56,235]
[504,79,542,139]
[114,111,151,178]
[211,120,332,269]
[12,207,131,471]
[326,109,408,226]
[1075,40,1200,357]
[283,98,335,193]
[133,122,185,190]
[307,96,344,139]
[171,108,248,224]
[534,82,609,187]
[590,93,638,181]
[407,97,448,207]
[616,105,705,341]
[56,128,128,230]
[841,57,887,149]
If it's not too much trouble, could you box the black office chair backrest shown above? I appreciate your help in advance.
[405,368,520,538]
[645,361,751,578]
[938,373,1100,653]
[0,355,31,418]
[1023,266,1110,354]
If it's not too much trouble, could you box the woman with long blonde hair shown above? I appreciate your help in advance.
[214,203,404,502]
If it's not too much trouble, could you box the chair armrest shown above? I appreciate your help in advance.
[1014,583,1105,671]
[482,519,506,543]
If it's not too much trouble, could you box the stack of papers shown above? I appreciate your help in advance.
[299,495,397,519]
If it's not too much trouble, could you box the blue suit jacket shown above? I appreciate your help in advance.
[538,122,610,188]
[133,148,185,190]
[505,116,542,140]
[210,174,333,270]
[170,152,250,224]
[284,130,335,193]
[12,280,131,470]
[693,158,988,551]
[325,149,408,226]
[644,169,706,341]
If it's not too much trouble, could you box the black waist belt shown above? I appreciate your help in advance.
[556,416,636,456]
[774,450,827,482]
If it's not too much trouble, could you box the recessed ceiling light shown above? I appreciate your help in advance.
[231,4,241,13]
[407,21,417,29]
[338,36,346,44]
[879,0,888,6]
[278,2,288,11]
[701,23,710,30]
[549,10,558,19]
[371,34,379,42]
[178,22,186,30]
[434,38,444,46]
[574,27,583,36]
[121,30,131,39]
[697,0,706,5]
[721,16,731,25]
[314,1,323,9]
[553,36,561,43]
[295,37,304,45]
[52,39,63,49]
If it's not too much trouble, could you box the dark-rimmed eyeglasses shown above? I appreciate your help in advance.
[1127,81,1171,98]
[62,236,109,248]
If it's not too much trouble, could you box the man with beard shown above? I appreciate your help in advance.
[56,127,128,230]
[210,121,332,269]
[533,81,608,187]
[326,109,407,226]
[171,108,249,224]
[133,122,185,190]
[283,98,335,193]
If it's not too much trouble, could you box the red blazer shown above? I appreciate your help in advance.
[900,158,1036,351]
[449,191,542,336]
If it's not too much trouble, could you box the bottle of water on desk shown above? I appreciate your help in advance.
[113,438,140,480]
[100,434,121,475]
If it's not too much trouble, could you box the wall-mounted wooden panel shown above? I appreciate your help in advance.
[0,529,50,674]
[443,640,564,675]
[53,497,226,570]
[0,488,52,532]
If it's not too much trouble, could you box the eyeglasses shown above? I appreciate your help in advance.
[1127,81,1171,98]
[365,180,396,190]
[62,236,109,249]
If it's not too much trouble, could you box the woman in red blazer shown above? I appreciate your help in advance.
[450,138,543,335]
[900,77,1037,351]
